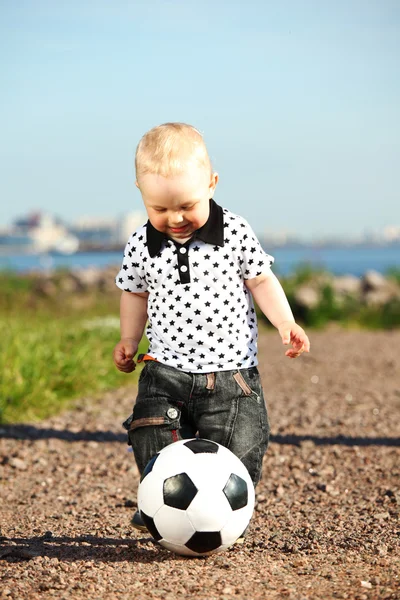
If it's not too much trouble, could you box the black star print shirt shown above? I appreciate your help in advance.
[116,200,274,373]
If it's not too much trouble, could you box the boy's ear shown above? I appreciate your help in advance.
[210,172,219,194]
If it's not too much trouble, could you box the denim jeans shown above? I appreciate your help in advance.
[123,361,270,486]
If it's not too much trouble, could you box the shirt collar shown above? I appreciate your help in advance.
[146,199,224,258]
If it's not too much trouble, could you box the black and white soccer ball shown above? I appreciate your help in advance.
[137,438,255,556]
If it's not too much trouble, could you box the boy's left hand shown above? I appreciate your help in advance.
[278,321,310,359]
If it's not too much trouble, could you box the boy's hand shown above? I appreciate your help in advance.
[278,321,310,359]
[113,338,138,373]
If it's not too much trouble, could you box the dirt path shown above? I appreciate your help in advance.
[1,330,399,599]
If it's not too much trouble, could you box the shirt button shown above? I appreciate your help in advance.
[179,247,187,254]
[180,265,188,272]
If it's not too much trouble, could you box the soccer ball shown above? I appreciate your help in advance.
[137,438,255,556]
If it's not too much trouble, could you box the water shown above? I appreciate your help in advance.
[0,251,125,274]
[271,246,399,276]
[0,246,399,277]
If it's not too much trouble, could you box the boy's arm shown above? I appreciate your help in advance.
[245,272,310,358]
[113,291,149,373]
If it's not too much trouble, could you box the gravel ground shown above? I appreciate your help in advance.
[1,329,399,600]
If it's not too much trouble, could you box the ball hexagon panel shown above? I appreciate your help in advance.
[215,444,253,480]
[186,488,231,531]
[163,472,198,510]
[147,443,195,480]
[184,453,231,490]
[160,540,200,558]
[219,506,254,547]
[153,505,196,545]
[137,470,165,517]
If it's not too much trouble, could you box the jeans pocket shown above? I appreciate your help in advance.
[233,371,253,396]
[138,361,153,384]
[130,399,180,431]
[122,413,134,431]
[121,363,154,433]
[127,399,182,473]
[233,368,262,403]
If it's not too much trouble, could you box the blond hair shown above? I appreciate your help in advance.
[135,122,212,182]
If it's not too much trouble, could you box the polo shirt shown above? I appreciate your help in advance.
[116,199,274,373]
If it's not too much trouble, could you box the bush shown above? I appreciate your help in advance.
[259,264,400,330]
[386,267,400,285]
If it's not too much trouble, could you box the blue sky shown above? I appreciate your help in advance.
[1,0,399,238]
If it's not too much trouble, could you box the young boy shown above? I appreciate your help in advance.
[114,123,310,531]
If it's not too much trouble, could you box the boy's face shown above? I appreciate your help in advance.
[137,165,218,243]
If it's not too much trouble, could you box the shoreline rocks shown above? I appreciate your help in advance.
[7,267,400,314]
[293,271,400,310]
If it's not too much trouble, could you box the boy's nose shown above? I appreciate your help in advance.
[170,212,184,225]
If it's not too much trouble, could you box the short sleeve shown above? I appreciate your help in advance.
[115,229,149,293]
[236,217,274,280]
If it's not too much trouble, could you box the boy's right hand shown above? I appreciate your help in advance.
[113,338,138,373]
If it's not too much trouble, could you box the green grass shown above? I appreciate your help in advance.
[0,313,147,424]
[1,265,399,424]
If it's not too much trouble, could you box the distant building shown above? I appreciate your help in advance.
[27,213,79,254]
[70,216,118,247]
[116,211,147,244]
[383,225,400,243]
[69,212,147,247]
[14,212,43,230]
[0,212,79,254]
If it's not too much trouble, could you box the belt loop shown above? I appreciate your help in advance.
[206,373,216,390]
